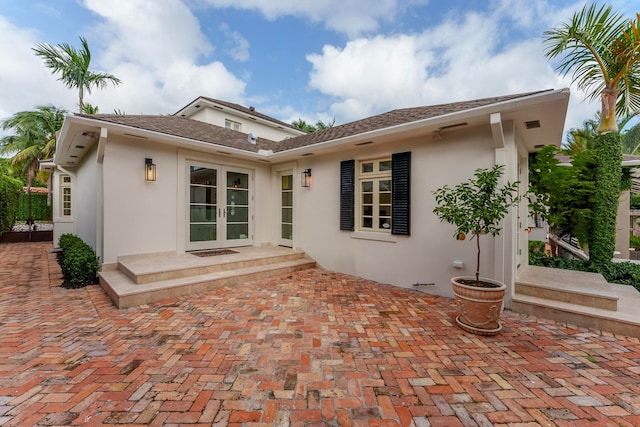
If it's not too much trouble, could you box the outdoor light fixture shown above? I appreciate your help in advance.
[302,168,312,187]
[145,158,156,181]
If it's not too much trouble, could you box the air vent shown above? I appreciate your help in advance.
[123,133,148,139]
[534,144,545,149]
[440,122,468,130]
[301,153,314,156]
[195,104,201,108]
[525,120,541,129]
[217,151,231,155]
[355,141,374,146]
[249,116,257,121]
[69,155,78,158]
[75,145,85,149]
[214,105,223,110]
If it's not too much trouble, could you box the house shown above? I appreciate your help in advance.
[47,89,570,307]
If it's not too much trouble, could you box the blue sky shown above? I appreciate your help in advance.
[0,0,636,139]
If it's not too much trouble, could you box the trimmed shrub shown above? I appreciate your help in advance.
[0,175,22,235]
[17,192,52,221]
[630,235,640,250]
[58,234,99,288]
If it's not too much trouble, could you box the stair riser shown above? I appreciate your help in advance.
[123,252,307,284]
[106,261,315,308]
[515,283,617,311]
[512,300,639,339]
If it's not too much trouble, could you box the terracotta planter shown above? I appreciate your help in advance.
[451,276,506,336]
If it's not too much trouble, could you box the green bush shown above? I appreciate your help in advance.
[58,234,99,288]
[17,192,52,221]
[630,235,640,250]
[0,175,22,235]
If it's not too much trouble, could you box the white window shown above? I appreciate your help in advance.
[225,119,242,131]
[60,175,71,217]
[357,158,392,232]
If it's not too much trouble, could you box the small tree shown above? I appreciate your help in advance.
[433,165,519,283]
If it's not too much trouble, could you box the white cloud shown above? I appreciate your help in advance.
[76,0,247,114]
[0,16,76,136]
[304,3,598,135]
[219,23,250,62]
[199,0,425,37]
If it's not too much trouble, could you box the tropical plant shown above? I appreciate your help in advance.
[82,103,99,114]
[291,118,335,132]
[544,4,640,267]
[433,165,519,283]
[0,105,67,188]
[564,115,599,155]
[33,37,121,113]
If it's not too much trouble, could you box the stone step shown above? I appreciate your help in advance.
[515,265,618,310]
[511,294,640,339]
[117,248,307,284]
[100,257,316,308]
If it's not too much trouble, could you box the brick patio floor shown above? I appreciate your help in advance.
[1,243,639,426]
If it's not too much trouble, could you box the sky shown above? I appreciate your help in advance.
[0,0,637,141]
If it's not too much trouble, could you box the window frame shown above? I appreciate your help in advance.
[60,174,72,218]
[225,119,242,131]
[356,158,392,233]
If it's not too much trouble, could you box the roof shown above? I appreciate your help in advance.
[273,90,551,151]
[75,114,281,153]
[175,96,300,131]
[79,90,553,154]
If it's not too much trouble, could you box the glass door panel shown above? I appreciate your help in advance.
[189,166,217,243]
[226,171,250,241]
[280,173,293,246]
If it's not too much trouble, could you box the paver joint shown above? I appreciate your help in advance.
[0,242,639,426]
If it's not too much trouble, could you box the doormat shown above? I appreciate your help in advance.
[190,249,239,257]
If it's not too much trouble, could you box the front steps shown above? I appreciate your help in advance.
[99,246,316,308]
[512,265,640,338]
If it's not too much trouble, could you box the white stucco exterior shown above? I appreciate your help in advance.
[51,89,570,305]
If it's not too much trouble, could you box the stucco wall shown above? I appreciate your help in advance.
[189,107,300,141]
[288,125,503,299]
[74,144,98,250]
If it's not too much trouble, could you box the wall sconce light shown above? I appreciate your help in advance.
[301,169,312,187]
[145,158,156,181]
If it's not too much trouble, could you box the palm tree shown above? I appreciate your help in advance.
[1,105,67,188]
[33,37,121,113]
[544,4,640,266]
[564,115,599,155]
[544,5,640,134]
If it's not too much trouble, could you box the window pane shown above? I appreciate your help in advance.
[190,206,216,222]
[379,206,391,216]
[362,217,373,228]
[282,207,292,223]
[379,218,391,230]
[282,192,293,206]
[191,186,216,204]
[363,193,373,204]
[379,193,391,204]
[281,175,293,190]
[190,224,216,242]
[190,167,216,186]
[363,206,373,216]
[281,224,293,240]
[362,162,374,173]
[379,180,391,192]
[362,181,373,192]
[227,223,248,240]
[379,160,392,171]
[227,206,248,222]
[227,172,248,190]
[227,189,248,205]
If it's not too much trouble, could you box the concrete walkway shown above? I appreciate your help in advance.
[0,242,639,426]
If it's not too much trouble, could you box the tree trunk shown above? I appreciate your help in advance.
[598,87,620,134]
[589,132,622,267]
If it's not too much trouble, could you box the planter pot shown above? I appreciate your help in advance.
[451,276,506,336]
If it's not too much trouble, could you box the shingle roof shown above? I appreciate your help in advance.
[78,90,551,154]
[273,90,551,152]
[78,114,280,153]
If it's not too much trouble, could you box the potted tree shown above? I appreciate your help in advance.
[433,165,519,335]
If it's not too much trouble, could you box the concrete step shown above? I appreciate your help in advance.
[100,257,316,308]
[515,265,618,310]
[118,249,307,284]
[511,294,640,339]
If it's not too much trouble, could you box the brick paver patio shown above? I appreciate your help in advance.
[1,242,639,426]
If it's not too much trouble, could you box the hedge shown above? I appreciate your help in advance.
[17,192,52,221]
[0,175,23,235]
[58,234,100,288]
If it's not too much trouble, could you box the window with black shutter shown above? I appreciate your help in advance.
[340,160,355,231]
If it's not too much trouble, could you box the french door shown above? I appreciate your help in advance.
[187,162,253,251]
[279,171,294,247]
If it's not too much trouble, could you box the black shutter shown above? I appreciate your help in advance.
[340,159,355,231]
[391,151,411,235]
